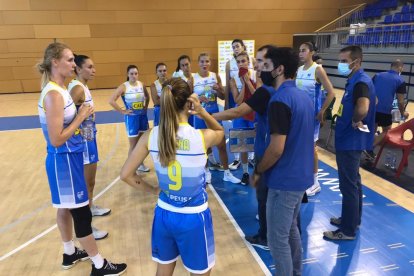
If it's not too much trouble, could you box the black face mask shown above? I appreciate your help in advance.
[260,70,276,86]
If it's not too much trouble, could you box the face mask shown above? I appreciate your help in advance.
[260,70,276,86]
[337,62,352,76]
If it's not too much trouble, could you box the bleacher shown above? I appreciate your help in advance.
[343,0,414,48]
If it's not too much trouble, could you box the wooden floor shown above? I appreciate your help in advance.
[0,88,413,275]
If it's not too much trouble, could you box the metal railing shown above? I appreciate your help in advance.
[315,3,367,33]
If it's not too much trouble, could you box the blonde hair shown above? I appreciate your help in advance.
[158,78,192,167]
[236,51,250,62]
[36,42,70,89]
[198,52,210,61]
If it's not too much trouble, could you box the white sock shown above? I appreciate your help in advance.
[224,169,230,175]
[63,240,75,255]
[208,153,217,164]
[234,153,240,161]
[248,152,255,160]
[242,163,249,174]
[314,173,319,186]
[90,253,105,269]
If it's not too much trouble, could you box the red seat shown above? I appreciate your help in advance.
[373,118,414,178]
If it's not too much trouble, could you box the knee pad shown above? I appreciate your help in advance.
[70,205,93,238]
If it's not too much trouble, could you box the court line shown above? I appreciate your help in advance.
[0,124,120,233]
[208,184,272,276]
[0,124,121,262]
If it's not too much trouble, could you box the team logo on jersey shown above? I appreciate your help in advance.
[77,191,84,200]
[75,128,81,135]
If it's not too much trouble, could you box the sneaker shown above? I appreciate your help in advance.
[209,162,225,171]
[90,259,127,276]
[223,171,241,184]
[205,170,212,185]
[330,217,360,229]
[241,173,249,186]
[137,164,150,172]
[323,229,355,240]
[363,150,376,161]
[248,159,256,168]
[62,247,89,270]
[245,234,270,250]
[229,160,241,170]
[91,205,111,217]
[306,182,321,197]
[92,226,109,240]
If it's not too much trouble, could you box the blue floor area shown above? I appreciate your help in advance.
[210,161,414,275]
[0,109,154,131]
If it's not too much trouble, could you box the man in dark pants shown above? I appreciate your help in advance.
[323,46,376,240]
[213,44,277,250]
[253,47,314,276]
[366,59,409,159]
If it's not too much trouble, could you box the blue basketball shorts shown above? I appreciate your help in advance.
[125,114,149,137]
[151,206,215,274]
[153,105,160,127]
[45,152,89,209]
[83,137,99,165]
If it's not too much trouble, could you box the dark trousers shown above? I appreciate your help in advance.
[336,150,363,236]
[257,175,268,240]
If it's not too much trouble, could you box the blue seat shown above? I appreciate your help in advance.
[345,36,355,45]
[374,26,383,33]
[372,33,381,46]
[355,35,363,45]
[383,15,392,24]
[402,24,411,31]
[366,27,374,33]
[390,32,401,45]
[383,26,392,33]
[403,13,411,23]
[393,13,402,24]
[401,32,412,45]
[411,5,414,13]
[402,5,410,14]
[362,35,371,45]
[392,25,401,32]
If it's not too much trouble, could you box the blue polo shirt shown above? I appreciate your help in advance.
[264,80,314,191]
[335,69,376,151]
[373,70,406,114]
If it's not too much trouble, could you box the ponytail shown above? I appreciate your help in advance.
[158,78,192,167]
[158,85,179,167]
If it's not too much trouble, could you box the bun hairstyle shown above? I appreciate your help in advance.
[158,78,192,167]
[73,54,90,75]
[302,41,318,52]
[37,42,70,89]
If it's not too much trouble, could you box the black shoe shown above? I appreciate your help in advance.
[245,234,269,250]
[62,247,89,270]
[90,259,127,276]
[209,162,225,171]
[363,150,376,161]
[330,217,360,229]
[241,173,249,186]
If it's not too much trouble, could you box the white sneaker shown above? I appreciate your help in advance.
[91,205,111,217]
[137,164,150,172]
[229,160,241,170]
[223,171,241,184]
[306,182,321,196]
[205,169,212,184]
[92,226,108,240]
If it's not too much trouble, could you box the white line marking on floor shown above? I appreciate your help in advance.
[208,184,272,276]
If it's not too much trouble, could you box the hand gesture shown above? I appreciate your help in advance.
[78,103,94,120]
[187,93,205,116]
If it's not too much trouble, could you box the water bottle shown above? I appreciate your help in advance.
[81,116,94,141]
[390,152,397,170]
[384,150,391,167]
[391,109,401,123]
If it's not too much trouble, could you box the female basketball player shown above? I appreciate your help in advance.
[296,42,335,196]
[120,78,223,275]
[150,63,168,127]
[109,65,150,172]
[228,51,257,185]
[193,53,240,184]
[37,42,126,275]
[68,54,110,241]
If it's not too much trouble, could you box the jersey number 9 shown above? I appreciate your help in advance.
[168,160,182,191]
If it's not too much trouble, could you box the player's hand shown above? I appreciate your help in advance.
[187,93,205,116]
[250,173,261,188]
[78,103,94,120]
